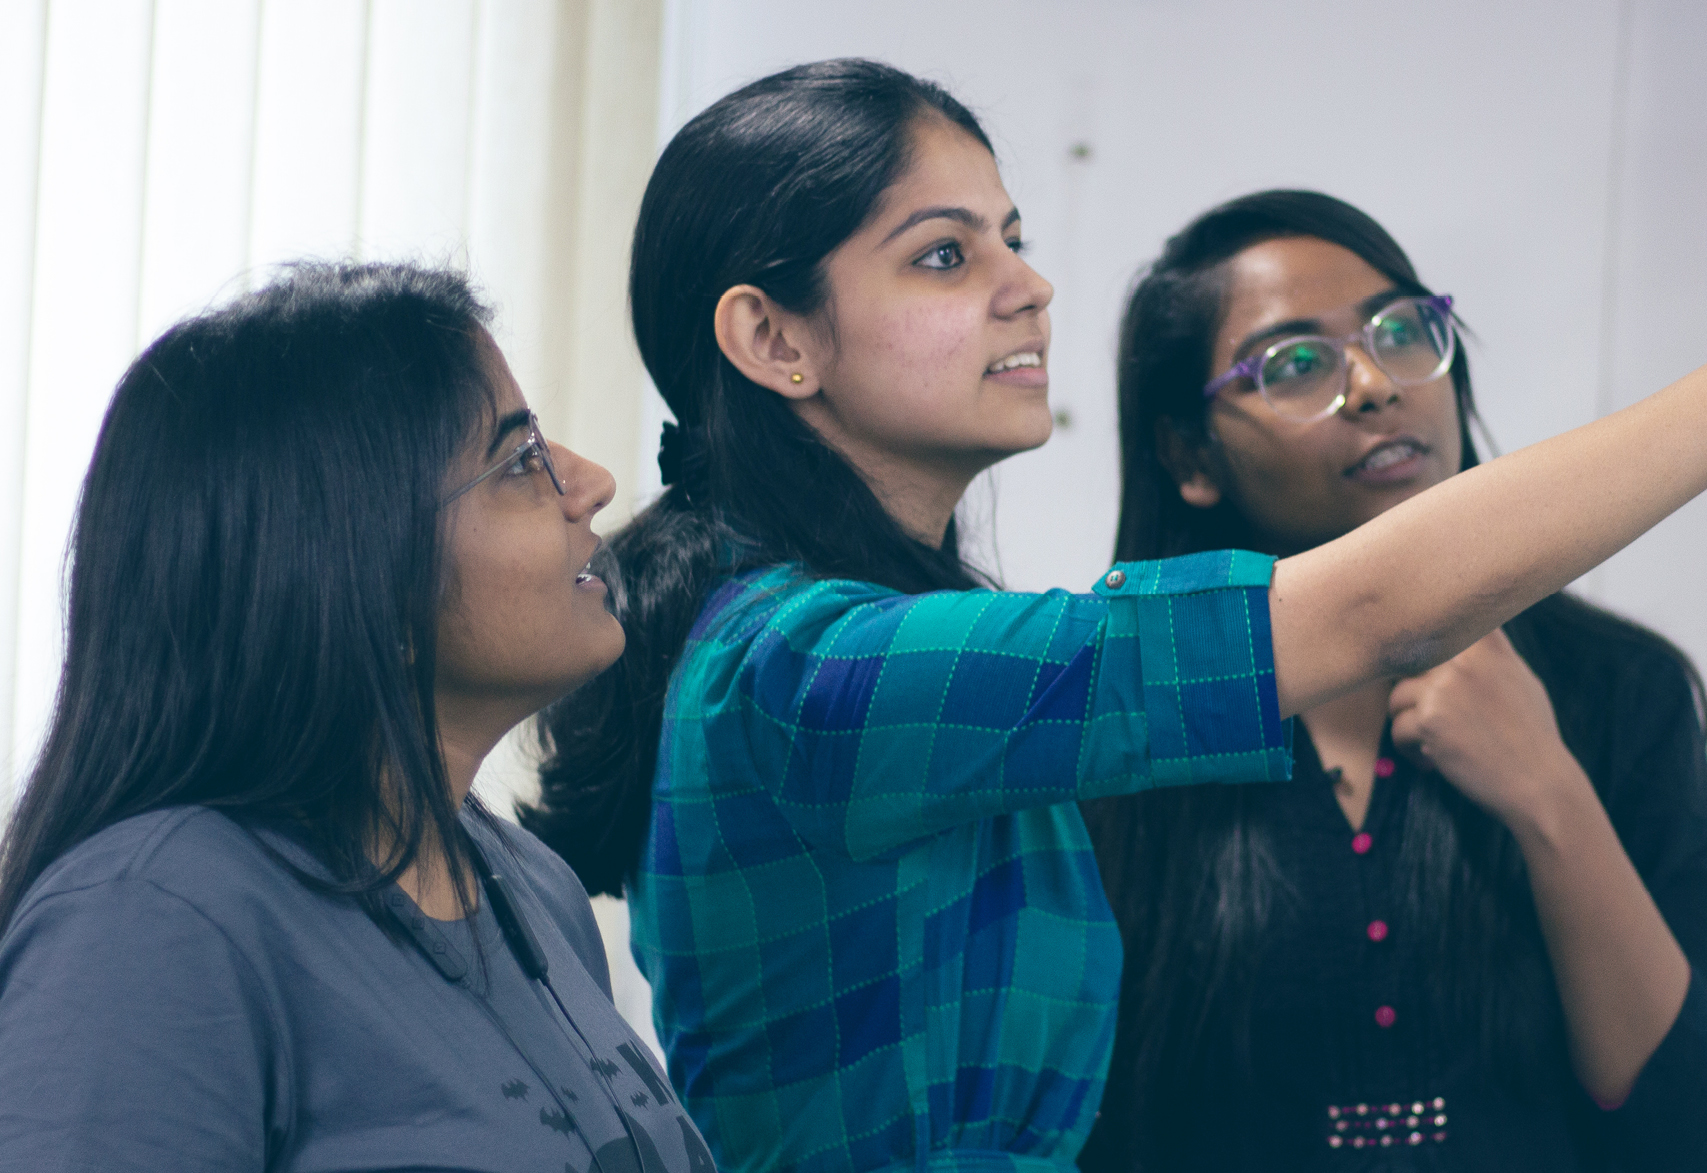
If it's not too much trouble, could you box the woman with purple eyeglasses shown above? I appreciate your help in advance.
[1079,189,1707,1171]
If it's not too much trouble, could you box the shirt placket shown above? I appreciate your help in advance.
[1327,752,1449,1154]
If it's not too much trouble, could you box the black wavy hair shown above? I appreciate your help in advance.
[522,59,995,896]
[0,261,501,934]
[1079,190,1703,1171]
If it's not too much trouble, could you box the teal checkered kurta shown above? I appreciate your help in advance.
[630,551,1292,1173]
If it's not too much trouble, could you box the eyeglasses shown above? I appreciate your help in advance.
[444,412,565,503]
[1202,294,1456,422]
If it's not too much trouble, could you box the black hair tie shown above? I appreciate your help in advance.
[657,420,709,492]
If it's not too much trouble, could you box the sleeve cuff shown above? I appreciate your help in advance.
[1087,551,1291,787]
[1603,968,1707,1156]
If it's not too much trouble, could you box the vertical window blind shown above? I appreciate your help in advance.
[0,0,664,810]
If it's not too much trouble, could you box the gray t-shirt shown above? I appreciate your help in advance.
[0,806,717,1173]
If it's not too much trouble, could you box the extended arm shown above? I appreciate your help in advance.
[1272,362,1707,717]
[710,555,1286,859]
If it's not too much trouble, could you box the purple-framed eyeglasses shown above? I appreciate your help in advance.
[445,411,565,503]
[1202,294,1456,423]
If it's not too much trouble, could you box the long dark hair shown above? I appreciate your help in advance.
[1081,191,1699,1169]
[0,261,501,934]
[522,59,994,896]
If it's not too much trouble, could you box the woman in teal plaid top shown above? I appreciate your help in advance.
[528,61,1707,1173]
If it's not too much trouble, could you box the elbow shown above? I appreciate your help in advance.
[1584,1068,1637,1113]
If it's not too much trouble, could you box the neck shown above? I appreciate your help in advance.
[1300,677,1393,832]
[792,402,982,546]
[436,720,494,811]
[394,698,515,919]
[863,459,971,546]
[1301,677,1392,741]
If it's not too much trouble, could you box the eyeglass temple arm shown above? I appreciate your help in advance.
[1204,355,1262,400]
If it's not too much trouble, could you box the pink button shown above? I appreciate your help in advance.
[1352,832,1373,855]
[1374,1005,1397,1028]
[1374,757,1396,777]
[1367,920,1389,942]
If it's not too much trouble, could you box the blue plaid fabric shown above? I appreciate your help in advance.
[630,551,1291,1173]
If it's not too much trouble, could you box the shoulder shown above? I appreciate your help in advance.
[1510,595,1705,804]
[680,564,926,674]
[0,808,302,1061]
[1512,593,1701,714]
[1,807,343,996]
[464,814,611,993]
[689,564,896,642]
[469,812,593,909]
[15,806,290,922]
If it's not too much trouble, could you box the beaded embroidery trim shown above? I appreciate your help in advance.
[1326,1097,1448,1149]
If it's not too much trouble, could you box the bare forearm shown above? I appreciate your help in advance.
[1508,762,1690,1106]
[1272,362,1707,716]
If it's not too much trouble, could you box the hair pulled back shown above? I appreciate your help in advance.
[0,262,502,934]
[524,59,994,895]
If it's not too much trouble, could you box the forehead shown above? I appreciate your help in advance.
[865,117,1008,233]
[1218,237,1395,337]
[472,328,526,412]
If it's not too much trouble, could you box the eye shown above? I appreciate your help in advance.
[1006,236,1027,254]
[915,241,964,270]
[503,441,547,479]
[1375,318,1417,348]
[1264,341,1333,385]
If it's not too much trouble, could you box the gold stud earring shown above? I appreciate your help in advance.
[790,373,804,383]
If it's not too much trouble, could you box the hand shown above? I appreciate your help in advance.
[1387,628,1585,829]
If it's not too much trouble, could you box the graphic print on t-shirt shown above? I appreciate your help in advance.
[495,1037,717,1173]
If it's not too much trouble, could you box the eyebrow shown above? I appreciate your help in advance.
[1231,287,1406,359]
[486,409,532,458]
[880,205,1021,246]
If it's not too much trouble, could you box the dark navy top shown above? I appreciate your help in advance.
[0,806,717,1173]
[1082,594,1707,1172]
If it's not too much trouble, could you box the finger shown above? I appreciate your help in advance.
[1389,709,1430,761]
[1388,676,1424,714]
[1389,703,1418,744]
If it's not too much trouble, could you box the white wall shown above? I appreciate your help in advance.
[664,0,1707,665]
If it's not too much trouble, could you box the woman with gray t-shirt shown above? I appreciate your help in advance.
[0,262,713,1173]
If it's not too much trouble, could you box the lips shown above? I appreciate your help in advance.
[575,539,604,586]
[986,350,1042,374]
[1346,437,1428,478]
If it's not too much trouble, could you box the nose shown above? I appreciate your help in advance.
[551,441,615,524]
[1341,344,1400,415]
[992,247,1054,319]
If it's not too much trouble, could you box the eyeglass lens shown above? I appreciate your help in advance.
[1258,298,1455,420]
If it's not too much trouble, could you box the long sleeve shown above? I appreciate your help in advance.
[1582,636,1707,1164]
[672,550,1290,860]
[0,879,286,1172]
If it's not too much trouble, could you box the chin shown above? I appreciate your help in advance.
[993,408,1056,453]
[590,614,628,672]
[540,616,627,701]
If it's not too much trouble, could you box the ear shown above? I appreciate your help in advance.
[1154,417,1222,509]
[713,284,822,400]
